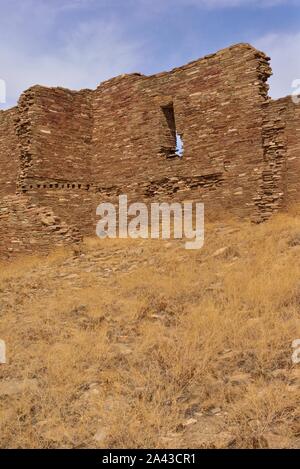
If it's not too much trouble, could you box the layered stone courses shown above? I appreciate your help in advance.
[0,43,299,257]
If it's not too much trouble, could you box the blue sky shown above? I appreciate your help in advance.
[0,0,300,108]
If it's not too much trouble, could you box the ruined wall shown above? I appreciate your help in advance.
[252,98,287,221]
[91,73,173,184]
[13,43,274,236]
[15,86,94,233]
[0,108,19,198]
[16,85,93,186]
[91,44,272,219]
[252,96,300,218]
[0,195,81,260]
[0,42,300,257]
[21,186,95,236]
[281,98,300,207]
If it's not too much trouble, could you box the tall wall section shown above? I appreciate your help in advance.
[282,98,300,207]
[16,86,95,234]
[90,43,272,220]
[0,108,19,198]
[12,43,274,236]
[252,95,300,220]
[1,42,300,258]
[252,98,287,221]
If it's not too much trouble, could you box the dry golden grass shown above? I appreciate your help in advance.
[0,211,300,448]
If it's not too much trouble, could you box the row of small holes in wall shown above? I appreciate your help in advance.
[21,183,91,191]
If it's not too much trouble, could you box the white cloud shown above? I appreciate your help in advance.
[174,0,284,5]
[0,2,143,108]
[254,31,300,98]
[1,0,299,108]
[134,0,296,9]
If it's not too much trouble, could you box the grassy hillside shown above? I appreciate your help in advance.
[0,211,300,448]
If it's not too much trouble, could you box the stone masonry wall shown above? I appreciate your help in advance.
[16,86,93,186]
[252,96,300,218]
[15,85,94,234]
[22,186,95,236]
[282,98,300,207]
[0,42,300,257]
[0,195,81,260]
[0,108,19,198]
[16,43,274,236]
[252,98,288,221]
[91,44,272,220]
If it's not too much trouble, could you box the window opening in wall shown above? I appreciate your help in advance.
[161,103,184,159]
[176,133,184,158]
